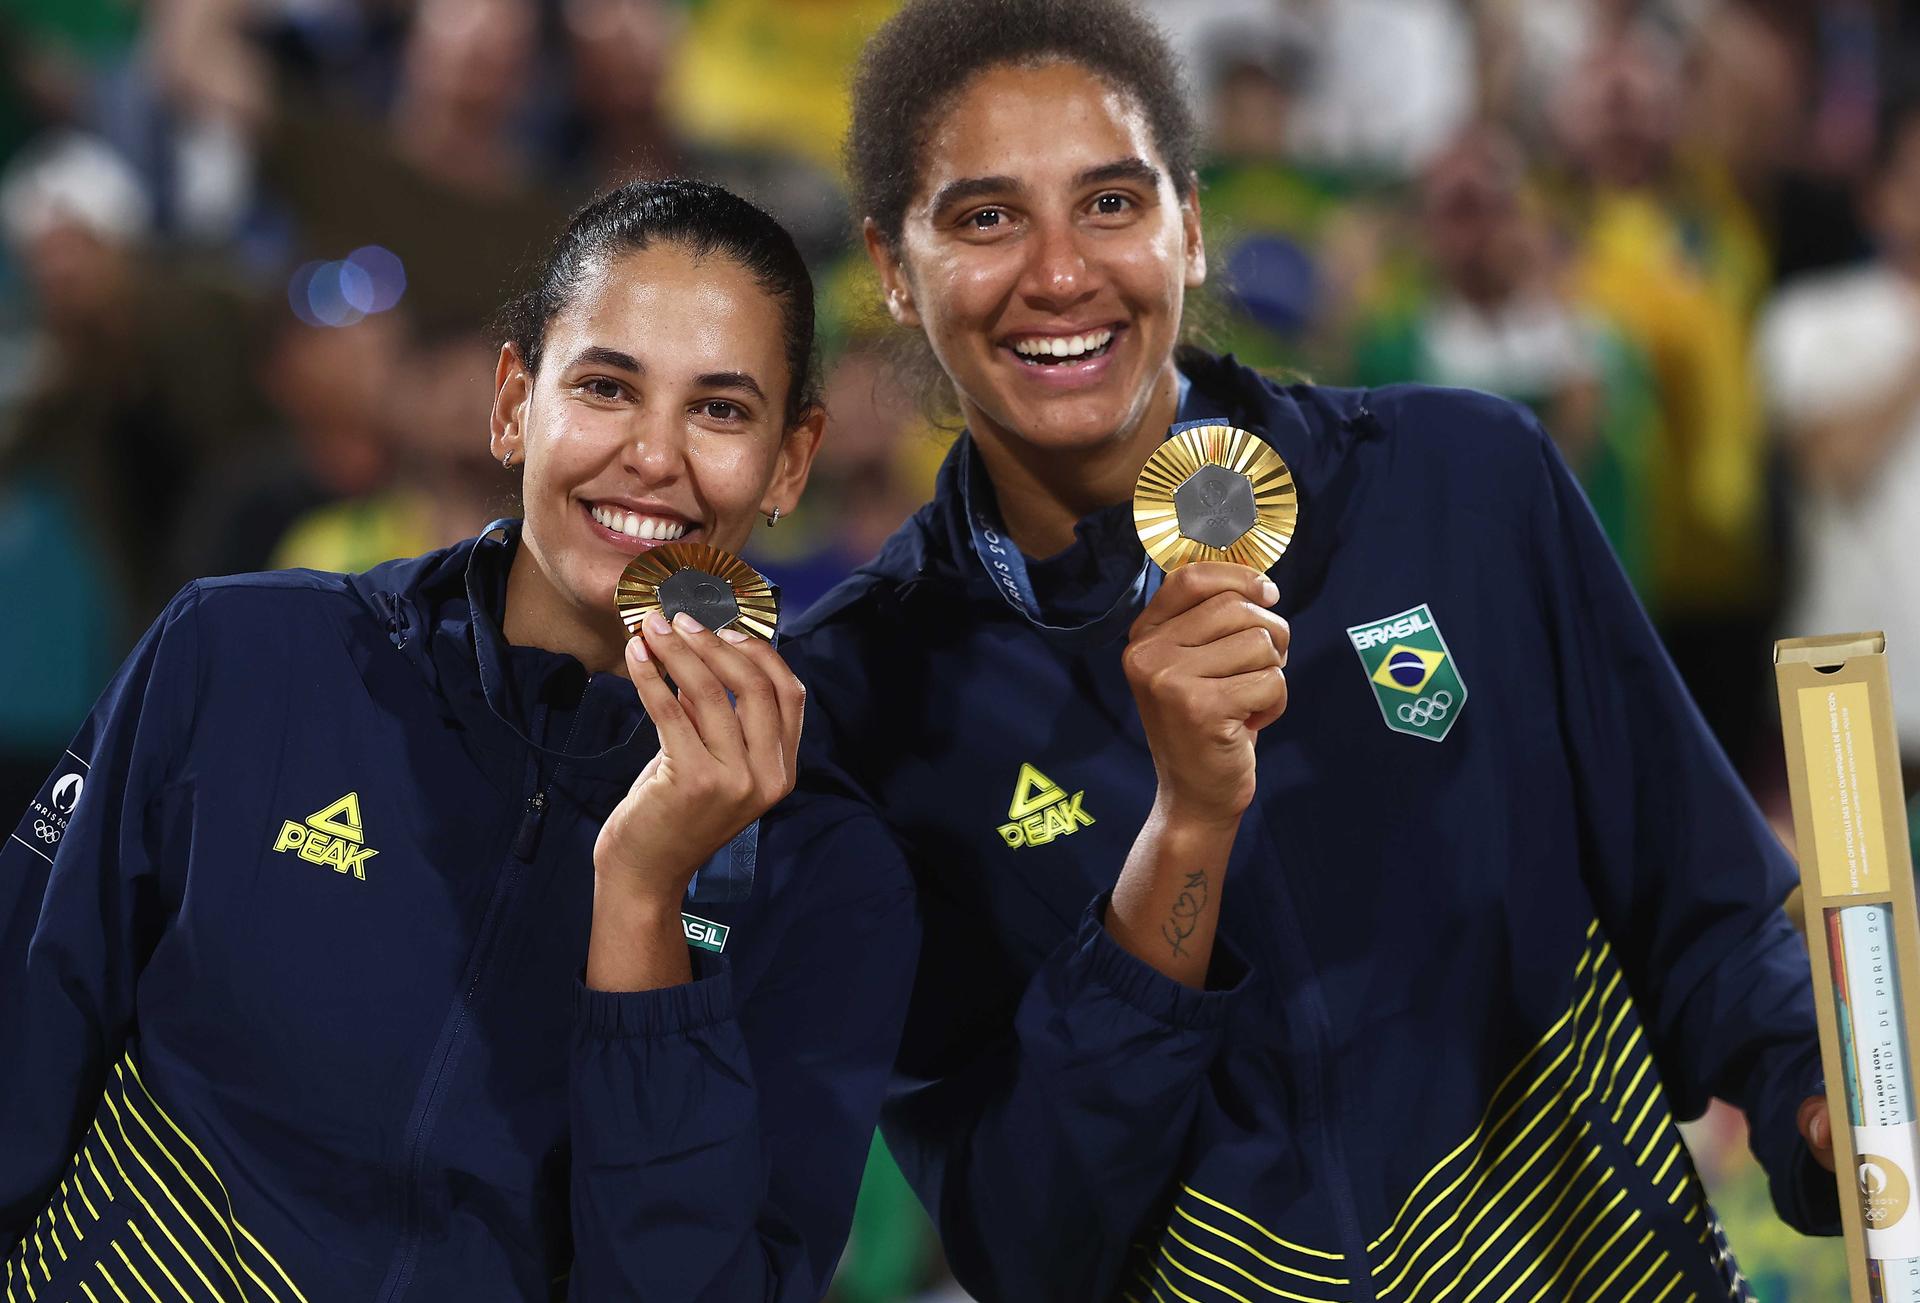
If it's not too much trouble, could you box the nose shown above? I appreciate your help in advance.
[1019,212,1097,311]
[620,405,688,484]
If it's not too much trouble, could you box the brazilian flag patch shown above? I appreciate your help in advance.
[1345,603,1468,742]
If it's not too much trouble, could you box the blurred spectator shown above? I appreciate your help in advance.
[550,0,683,188]
[1684,2,1871,290]
[625,0,860,266]
[0,130,268,619]
[174,309,404,580]
[0,0,141,160]
[1145,0,1475,175]
[273,325,503,573]
[664,0,894,175]
[154,0,567,332]
[1548,23,1777,768]
[1173,10,1405,379]
[1758,95,1920,791]
[1350,126,1656,593]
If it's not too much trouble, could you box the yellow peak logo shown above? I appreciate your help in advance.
[271,792,379,881]
[997,763,1095,849]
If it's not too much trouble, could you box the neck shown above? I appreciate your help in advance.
[502,544,629,677]
[968,362,1183,558]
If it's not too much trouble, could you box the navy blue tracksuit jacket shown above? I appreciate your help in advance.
[783,351,1838,1303]
[1,524,918,1301]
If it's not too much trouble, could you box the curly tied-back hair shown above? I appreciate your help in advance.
[847,0,1199,246]
[500,178,820,426]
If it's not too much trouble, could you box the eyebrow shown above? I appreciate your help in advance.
[928,174,1020,216]
[568,345,642,373]
[1077,157,1162,191]
[926,157,1165,216]
[695,370,767,402]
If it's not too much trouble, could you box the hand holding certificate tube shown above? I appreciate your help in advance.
[1777,634,1920,1303]
[1829,903,1920,1302]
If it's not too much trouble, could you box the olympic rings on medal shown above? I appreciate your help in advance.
[1396,691,1454,728]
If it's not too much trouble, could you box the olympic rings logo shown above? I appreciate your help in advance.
[31,819,60,843]
[1396,690,1454,727]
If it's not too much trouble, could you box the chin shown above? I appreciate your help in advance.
[1004,393,1152,453]
[571,558,627,615]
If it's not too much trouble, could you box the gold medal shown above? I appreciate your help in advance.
[615,543,779,641]
[1133,424,1298,573]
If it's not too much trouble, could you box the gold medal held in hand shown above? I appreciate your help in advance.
[615,543,779,641]
[1133,424,1298,573]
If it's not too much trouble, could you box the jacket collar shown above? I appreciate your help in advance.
[347,521,656,785]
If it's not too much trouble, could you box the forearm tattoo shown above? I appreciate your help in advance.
[1161,870,1210,959]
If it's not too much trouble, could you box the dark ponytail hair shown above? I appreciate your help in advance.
[848,0,1199,249]
[501,178,821,426]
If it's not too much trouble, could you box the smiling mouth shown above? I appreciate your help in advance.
[587,502,693,544]
[1007,326,1118,366]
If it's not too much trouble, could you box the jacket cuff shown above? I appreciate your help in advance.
[1075,891,1251,1030]
[574,954,734,1039]
[1766,1067,1843,1235]
[1782,1138,1843,1236]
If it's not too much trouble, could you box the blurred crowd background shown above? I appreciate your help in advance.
[5,0,1920,1296]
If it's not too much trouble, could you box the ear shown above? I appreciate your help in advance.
[1180,183,1208,289]
[490,342,532,465]
[763,403,830,520]
[863,216,922,328]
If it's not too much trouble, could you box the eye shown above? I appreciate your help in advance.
[1092,192,1133,217]
[696,400,747,423]
[968,208,1006,231]
[579,377,624,401]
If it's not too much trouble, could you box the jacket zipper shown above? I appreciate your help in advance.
[377,695,589,1302]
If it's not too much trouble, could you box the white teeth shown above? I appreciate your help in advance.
[1013,329,1114,359]
[592,504,688,541]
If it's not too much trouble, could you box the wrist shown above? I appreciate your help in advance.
[1150,791,1247,841]
[590,867,688,924]
[586,881,695,993]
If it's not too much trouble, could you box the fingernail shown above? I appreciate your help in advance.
[672,611,705,634]
[1260,579,1280,605]
[717,628,749,644]
[644,610,672,635]
[628,635,648,663]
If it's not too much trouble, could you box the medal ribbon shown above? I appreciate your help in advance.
[962,373,1196,639]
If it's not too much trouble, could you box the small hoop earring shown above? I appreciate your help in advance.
[501,448,516,471]
[764,506,782,527]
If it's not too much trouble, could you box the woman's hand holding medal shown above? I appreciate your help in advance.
[1122,563,1290,829]
[588,608,804,991]
[1105,426,1296,987]
[1109,562,1287,988]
